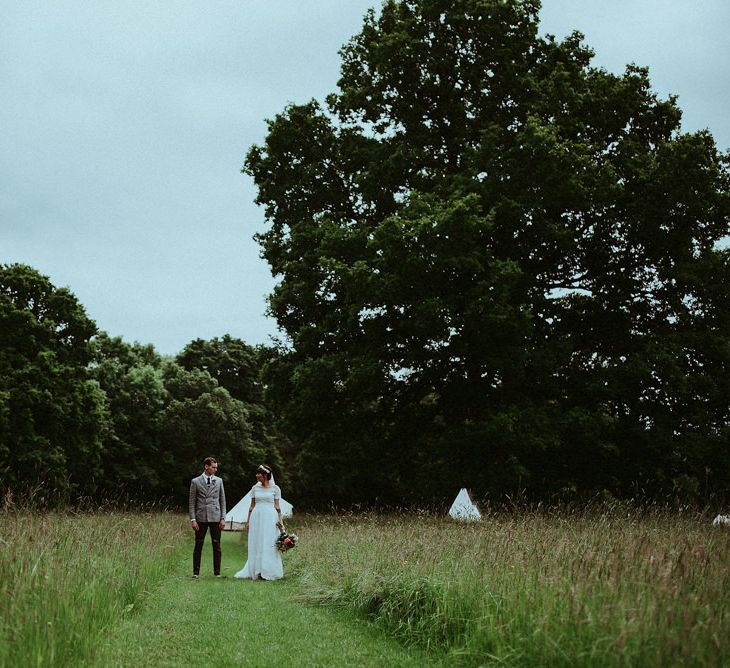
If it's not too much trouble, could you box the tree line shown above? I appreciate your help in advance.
[0,263,285,507]
[3,0,729,509]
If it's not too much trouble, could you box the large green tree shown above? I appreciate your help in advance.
[0,264,105,500]
[245,0,730,504]
[89,333,167,500]
[90,334,280,504]
[176,336,288,489]
[176,335,263,404]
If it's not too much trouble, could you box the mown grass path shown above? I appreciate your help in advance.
[87,532,438,668]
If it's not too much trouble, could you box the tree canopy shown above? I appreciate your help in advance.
[245,0,730,505]
[1,265,283,507]
[177,335,263,404]
[0,264,105,499]
[3,0,728,509]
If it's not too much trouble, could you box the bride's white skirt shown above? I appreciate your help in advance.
[234,502,283,580]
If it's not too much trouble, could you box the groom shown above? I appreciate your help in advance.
[189,456,227,579]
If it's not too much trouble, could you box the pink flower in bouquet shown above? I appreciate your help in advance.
[276,530,299,553]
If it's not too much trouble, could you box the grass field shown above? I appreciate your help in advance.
[0,509,432,667]
[287,508,730,666]
[87,531,435,668]
[1,505,728,666]
[0,508,188,667]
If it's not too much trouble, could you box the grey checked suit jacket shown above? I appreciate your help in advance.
[189,474,227,523]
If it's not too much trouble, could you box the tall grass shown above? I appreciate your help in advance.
[0,507,188,667]
[288,507,730,666]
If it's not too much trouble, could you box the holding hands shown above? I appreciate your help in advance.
[191,519,224,531]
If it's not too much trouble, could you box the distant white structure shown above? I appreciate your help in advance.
[224,493,293,531]
[712,514,730,527]
[448,488,481,521]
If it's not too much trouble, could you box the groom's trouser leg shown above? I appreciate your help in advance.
[193,523,210,575]
[210,523,222,575]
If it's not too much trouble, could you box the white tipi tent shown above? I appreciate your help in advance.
[224,492,294,531]
[448,488,481,521]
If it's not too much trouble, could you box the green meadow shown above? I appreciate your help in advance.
[289,509,730,666]
[0,509,186,667]
[1,507,728,667]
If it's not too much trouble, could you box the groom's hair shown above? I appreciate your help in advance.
[203,456,218,467]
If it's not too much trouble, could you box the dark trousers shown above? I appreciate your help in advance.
[193,522,222,576]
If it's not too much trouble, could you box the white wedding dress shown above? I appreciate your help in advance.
[234,482,283,580]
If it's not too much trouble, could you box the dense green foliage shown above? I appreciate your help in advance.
[176,336,289,487]
[0,265,280,505]
[246,0,730,505]
[0,264,105,499]
[3,1,728,510]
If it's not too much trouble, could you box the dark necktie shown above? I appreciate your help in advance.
[206,476,211,485]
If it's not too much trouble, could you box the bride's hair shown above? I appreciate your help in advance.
[256,464,273,480]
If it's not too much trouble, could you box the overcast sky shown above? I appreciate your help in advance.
[2,1,728,355]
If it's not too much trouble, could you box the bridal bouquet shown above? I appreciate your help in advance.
[275,528,299,553]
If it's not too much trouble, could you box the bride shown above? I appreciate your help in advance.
[234,464,284,580]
